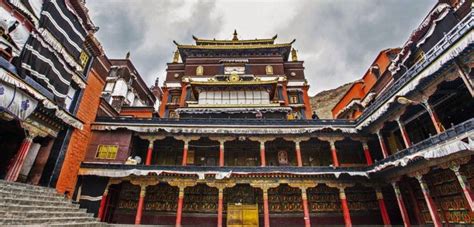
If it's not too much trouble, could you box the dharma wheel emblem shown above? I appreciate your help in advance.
[229,73,240,82]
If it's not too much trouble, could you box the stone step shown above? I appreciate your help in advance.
[0,210,94,218]
[0,189,68,202]
[0,180,57,193]
[0,184,59,196]
[0,203,87,213]
[49,222,107,227]
[0,217,99,225]
[0,197,79,208]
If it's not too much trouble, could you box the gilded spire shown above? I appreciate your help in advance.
[172,49,180,63]
[232,29,238,41]
[291,48,298,61]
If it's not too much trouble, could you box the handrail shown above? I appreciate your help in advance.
[355,12,474,126]
[82,118,473,175]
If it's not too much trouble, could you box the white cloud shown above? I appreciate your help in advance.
[87,0,436,95]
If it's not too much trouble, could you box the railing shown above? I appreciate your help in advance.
[94,116,356,127]
[374,118,474,167]
[355,12,474,125]
[82,118,474,175]
[80,163,367,173]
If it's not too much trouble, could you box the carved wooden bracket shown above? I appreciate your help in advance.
[173,135,201,143]
[248,136,277,144]
[138,134,166,143]
[208,136,236,144]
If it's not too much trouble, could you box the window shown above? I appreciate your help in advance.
[265,65,273,75]
[95,145,118,159]
[196,65,204,75]
[289,94,299,104]
[171,95,180,104]
[65,86,77,110]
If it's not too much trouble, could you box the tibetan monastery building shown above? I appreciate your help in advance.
[76,1,473,226]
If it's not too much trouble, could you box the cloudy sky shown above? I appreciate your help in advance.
[87,0,436,95]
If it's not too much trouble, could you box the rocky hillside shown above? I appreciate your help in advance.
[310,82,353,119]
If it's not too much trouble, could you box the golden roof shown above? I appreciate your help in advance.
[174,30,295,49]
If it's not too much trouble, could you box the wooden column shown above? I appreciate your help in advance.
[145,139,155,165]
[176,187,185,226]
[301,188,311,227]
[98,184,110,221]
[159,87,169,117]
[5,134,35,182]
[362,141,373,165]
[295,141,303,167]
[289,182,317,227]
[283,137,310,167]
[422,100,444,134]
[168,180,196,227]
[391,182,411,227]
[135,185,147,225]
[396,118,412,148]
[415,174,442,227]
[209,136,234,167]
[173,136,199,166]
[260,141,266,167]
[302,86,312,119]
[219,141,225,167]
[329,140,340,167]
[251,182,279,227]
[375,188,391,225]
[179,84,188,107]
[217,188,224,227]
[262,187,270,227]
[450,165,474,211]
[339,187,352,226]
[376,131,389,158]
[181,141,188,166]
[282,82,289,106]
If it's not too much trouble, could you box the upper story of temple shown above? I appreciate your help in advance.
[159,31,313,119]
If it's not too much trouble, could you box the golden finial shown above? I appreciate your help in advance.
[232,29,238,41]
[172,49,180,63]
[291,48,298,61]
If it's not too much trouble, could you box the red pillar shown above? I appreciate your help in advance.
[451,166,474,211]
[5,135,34,182]
[145,139,154,165]
[260,141,266,167]
[391,182,411,227]
[179,84,187,107]
[375,188,391,225]
[219,141,225,167]
[263,189,270,227]
[282,83,289,106]
[159,88,169,118]
[330,141,340,167]
[397,119,412,148]
[424,100,444,134]
[176,188,184,226]
[377,131,389,158]
[301,188,311,227]
[181,141,188,166]
[295,141,303,167]
[417,176,442,227]
[217,189,224,227]
[135,186,146,225]
[98,187,109,221]
[339,188,352,226]
[302,86,312,119]
[362,142,373,165]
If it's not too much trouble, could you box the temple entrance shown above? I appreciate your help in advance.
[224,184,262,225]
[0,119,25,179]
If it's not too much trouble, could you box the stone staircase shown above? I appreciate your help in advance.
[0,180,103,226]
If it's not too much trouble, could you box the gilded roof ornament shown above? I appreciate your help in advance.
[291,48,298,61]
[232,29,239,41]
[172,49,180,63]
